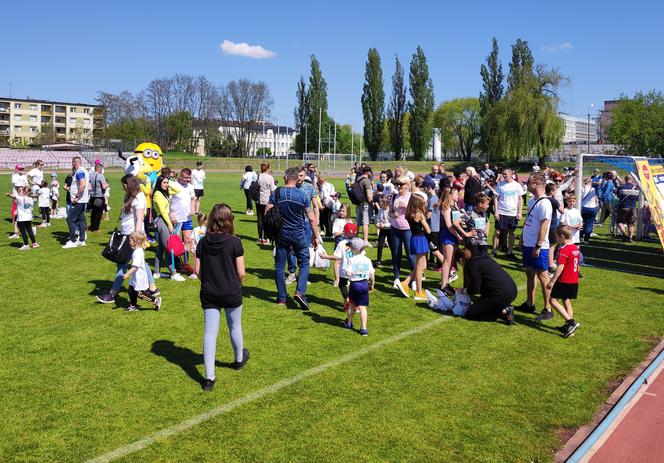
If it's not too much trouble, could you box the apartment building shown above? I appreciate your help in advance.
[0,97,104,146]
[559,113,598,144]
[218,121,297,157]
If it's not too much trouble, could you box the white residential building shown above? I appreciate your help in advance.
[559,113,598,144]
[218,122,297,157]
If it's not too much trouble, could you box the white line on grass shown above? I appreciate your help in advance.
[86,315,453,463]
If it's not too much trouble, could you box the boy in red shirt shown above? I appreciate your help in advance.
[546,225,581,338]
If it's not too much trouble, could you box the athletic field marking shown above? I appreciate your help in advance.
[86,315,452,463]
[643,392,657,397]
[87,284,527,463]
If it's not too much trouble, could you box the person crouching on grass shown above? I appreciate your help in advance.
[343,237,375,336]
[195,203,249,392]
[545,225,581,338]
[123,232,161,312]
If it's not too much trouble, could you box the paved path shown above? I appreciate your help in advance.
[588,360,664,462]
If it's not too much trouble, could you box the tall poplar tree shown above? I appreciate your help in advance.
[361,48,385,161]
[293,76,308,153]
[408,46,434,160]
[388,56,408,160]
[507,38,534,90]
[479,37,504,157]
[306,55,329,154]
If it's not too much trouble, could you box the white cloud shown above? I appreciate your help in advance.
[219,40,276,59]
[540,42,574,53]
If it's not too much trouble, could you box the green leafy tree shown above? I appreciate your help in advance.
[408,46,434,160]
[256,147,272,156]
[607,90,664,157]
[164,111,193,152]
[293,76,308,153]
[434,98,481,161]
[361,48,385,161]
[306,55,330,153]
[507,38,534,90]
[479,37,504,157]
[388,56,408,160]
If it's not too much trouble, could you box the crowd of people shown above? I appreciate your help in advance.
[7,155,649,390]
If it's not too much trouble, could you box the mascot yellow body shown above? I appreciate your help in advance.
[122,142,164,209]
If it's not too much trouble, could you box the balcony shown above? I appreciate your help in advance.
[54,106,66,113]
[41,105,52,112]
[54,118,66,125]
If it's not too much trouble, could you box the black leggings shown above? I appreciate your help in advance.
[320,208,332,237]
[466,294,516,320]
[17,221,36,245]
[89,199,104,231]
[376,228,392,262]
[244,189,253,211]
[40,207,50,223]
[256,204,266,239]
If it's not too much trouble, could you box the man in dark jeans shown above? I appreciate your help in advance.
[266,167,318,310]
[62,156,89,249]
[354,165,374,246]
[88,163,108,232]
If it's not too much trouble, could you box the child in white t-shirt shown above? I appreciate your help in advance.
[123,232,161,312]
[550,194,583,273]
[8,186,38,250]
[38,181,51,227]
[190,212,208,280]
[49,173,60,217]
[343,238,375,336]
[320,223,359,300]
[332,203,353,246]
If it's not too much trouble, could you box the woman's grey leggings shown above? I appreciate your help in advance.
[203,306,243,380]
[153,216,173,274]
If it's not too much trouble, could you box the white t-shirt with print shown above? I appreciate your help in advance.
[333,239,358,279]
[170,182,195,223]
[120,192,147,235]
[38,187,51,208]
[14,193,34,222]
[242,171,257,190]
[70,168,90,203]
[522,197,553,249]
[344,254,375,282]
[129,247,149,291]
[496,181,523,216]
[28,168,44,186]
[191,169,206,189]
[12,173,28,195]
[560,207,583,244]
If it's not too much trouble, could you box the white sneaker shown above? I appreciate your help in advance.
[449,271,459,283]
[77,240,86,247]
[393,279,401,290]
[171,273,186,282]
[286,273,297,285]
[46,223,51,227]
[62,240,78,249]
[19,244,30,251]
[411,280,416,291]
[31,243,40,248]
[189,273,198,280]
[153,273,161,280]
[425,289,438,309]
[38,223,48,228]
[8,234,19,239]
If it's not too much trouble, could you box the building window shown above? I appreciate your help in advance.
[83,129,90,134]
[30,138,36,143]
[83,108,90,114]
[41,105,50,111]
[14,126,21,132]
[14,115,21,121]
[69,117,76,124]
[14,103,21,109]
[55,106,65,113]
[30,104,38,111]
[30,126,38,133]
[69,128,76,134]
[30,115,37,122]
[69,107,76,113]
[41,116,50,123]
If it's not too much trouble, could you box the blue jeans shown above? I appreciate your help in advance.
[111,249,155,293]
[67,202,87,242]
[275,236,310,302]
[390,228,414,280]
[581,207,597,241]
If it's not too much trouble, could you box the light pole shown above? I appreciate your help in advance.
[587,103,594,154]
[304,123,308,154]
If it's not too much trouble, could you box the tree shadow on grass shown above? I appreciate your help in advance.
[301,311,346,329]
[151,340,232,385]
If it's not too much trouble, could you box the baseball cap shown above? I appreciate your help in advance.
[15,164,24,170]
[95,159,102,164]
[422,178,435,189]
[50,172,57,178]
[343,223,358,236]
[349,237,366,252]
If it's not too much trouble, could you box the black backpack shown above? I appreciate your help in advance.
[348,178,366,205]
[249,173,261,202]
[262,187,283,241]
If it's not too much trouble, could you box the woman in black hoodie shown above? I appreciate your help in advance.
[455,247,517,324]
[195,203,250,391]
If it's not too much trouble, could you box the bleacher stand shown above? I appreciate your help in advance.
[0,148,127,170]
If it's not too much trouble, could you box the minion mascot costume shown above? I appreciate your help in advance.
[119,143,164,241]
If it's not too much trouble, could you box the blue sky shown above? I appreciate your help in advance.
[4,0,663,128]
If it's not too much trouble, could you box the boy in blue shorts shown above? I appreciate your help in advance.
[343,238,375,336]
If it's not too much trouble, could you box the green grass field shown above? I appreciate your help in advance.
[1,172,662,462]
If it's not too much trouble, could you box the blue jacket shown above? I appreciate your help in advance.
[599,180,614,202]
